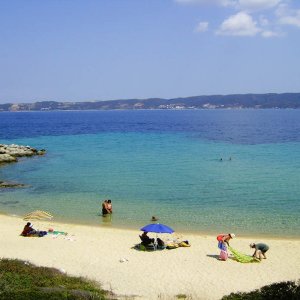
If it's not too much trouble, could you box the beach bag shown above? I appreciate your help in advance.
[219,250,228,261]
[166,243,179,249]
[178,241,191,247]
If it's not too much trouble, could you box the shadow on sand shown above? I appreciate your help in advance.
[206,254,220,260]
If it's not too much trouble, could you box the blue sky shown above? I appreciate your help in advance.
[0,0,299,103]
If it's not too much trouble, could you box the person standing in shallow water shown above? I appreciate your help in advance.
[102,200,109,216]
[106,199,112,214]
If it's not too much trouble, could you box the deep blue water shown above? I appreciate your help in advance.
[1,109,300,144]
[0,110,300,237]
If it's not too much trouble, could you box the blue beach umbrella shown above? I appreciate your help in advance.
[140,223,174,234]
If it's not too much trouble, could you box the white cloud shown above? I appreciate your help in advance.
[195,22,209,32]
[261,30,281,37]
[175,0,235,7]
[216,11,261,36]
[280,12,300,27]
[175,0,283,10]
[276,4,300,27]
[175,0,295,37]
[258,15,283,37]
[238,0,282,11]
[259,15,270,26]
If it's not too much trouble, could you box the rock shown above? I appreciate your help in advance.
[0,154,18,163]
[0,144,46,163]
[37,149,46,155]
[0,144,45,189]
[0,181,27,188]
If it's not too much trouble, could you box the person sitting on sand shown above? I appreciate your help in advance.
[21,222,36,236]
[156,237,165,249]
[250,242,269,260]
[140,231,155,246]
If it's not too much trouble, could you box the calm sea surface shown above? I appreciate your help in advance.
[0,110,300,237]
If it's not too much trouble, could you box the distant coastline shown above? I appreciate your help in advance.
[1,93,300,111]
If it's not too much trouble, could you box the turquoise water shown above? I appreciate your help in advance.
[1,131,300,237]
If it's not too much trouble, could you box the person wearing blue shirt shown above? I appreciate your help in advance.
[250,243,269,260]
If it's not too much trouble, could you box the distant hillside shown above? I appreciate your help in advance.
[1,93,300,111]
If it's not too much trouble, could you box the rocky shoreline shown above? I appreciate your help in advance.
[0,144,46,188]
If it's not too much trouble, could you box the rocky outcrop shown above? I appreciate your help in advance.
[0,144,46,188]
[0,153,18,163]
[0,181,27,188]
[0,144,46,164]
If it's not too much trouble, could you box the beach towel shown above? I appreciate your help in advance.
[228,246,260,263]
[48,231,68,235]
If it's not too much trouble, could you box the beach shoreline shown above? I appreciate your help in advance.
[1,214,299,299]
[2,211,300,241]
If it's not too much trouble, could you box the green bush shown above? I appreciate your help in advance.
[222,280,300,300]
[0,259,114,300]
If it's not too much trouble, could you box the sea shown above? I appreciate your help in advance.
[0,110,300,238]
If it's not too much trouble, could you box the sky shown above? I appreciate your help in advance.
[0,0,299,103]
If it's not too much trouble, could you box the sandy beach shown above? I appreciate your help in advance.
[1,214,299,300]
